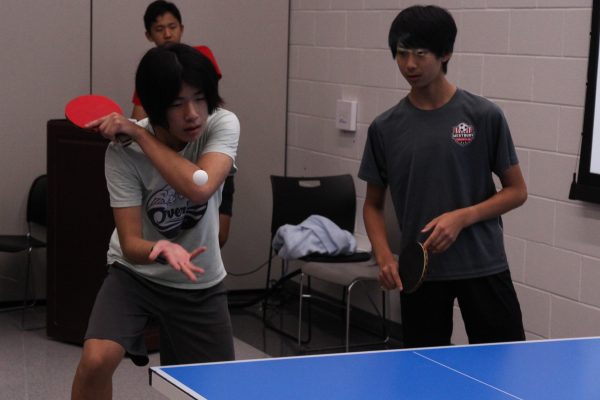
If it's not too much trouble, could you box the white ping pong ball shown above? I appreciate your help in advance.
[192,169,208,186]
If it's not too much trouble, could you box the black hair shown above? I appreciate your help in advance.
[135,43,223,128]
[388,5,457,73]
[144,0,182,32]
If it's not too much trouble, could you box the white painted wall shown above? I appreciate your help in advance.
[0,0,90,301]
[286,0,597,343]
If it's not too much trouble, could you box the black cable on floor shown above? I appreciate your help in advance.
[228,269,301,308]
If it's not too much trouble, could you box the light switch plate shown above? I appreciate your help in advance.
[336,100,357,131]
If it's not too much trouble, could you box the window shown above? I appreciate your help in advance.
[570,1,600,204]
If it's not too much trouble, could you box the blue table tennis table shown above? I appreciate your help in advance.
[149,337,600,399]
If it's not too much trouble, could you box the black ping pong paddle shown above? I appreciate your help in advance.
[398,241,428,294]
[65,94,133,146]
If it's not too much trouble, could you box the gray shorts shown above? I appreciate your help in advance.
[85,263,234,366]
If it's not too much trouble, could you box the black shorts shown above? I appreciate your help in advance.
[85,264,234,366]
[400,269,525,348]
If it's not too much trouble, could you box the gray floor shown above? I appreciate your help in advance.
[0,306,269,400]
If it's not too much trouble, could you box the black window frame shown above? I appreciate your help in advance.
[570,0,600,203]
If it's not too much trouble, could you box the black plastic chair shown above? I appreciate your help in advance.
[263,174,388,351]
[0,175,47,329]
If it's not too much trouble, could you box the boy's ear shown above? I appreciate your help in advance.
[441,52,453,62]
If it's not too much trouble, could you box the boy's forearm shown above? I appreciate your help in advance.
[462,165,527,227]
[135,131,230,204]
[465,186,526,226]
[364,202,395,265]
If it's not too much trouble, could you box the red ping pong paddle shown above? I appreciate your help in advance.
[65,94,133,146]
[398,241,428,294]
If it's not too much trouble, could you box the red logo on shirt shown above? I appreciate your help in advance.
[451,122,475,146]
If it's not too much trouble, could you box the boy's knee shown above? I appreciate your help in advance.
[77,340,124,378]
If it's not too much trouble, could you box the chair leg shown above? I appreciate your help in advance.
[262,252,286,323]
[21,247,33,330]
[262,248,274,323]
[297,272,304,346]
[307,276,312,343]
[262,260,311,346]
[297,273,314,346]
[380,290,388,339]
[345,281,390,352]
[346,280,360,352]
[264,250,273,291]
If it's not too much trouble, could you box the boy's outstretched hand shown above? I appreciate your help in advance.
[149,240,206,281]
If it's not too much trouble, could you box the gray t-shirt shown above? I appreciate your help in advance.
[105,108,240,289]
[359,89,518,280]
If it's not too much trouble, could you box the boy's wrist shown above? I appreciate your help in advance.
[461,206,478,227]
[130,124,149,142]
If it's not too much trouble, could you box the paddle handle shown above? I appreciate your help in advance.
[116,133,133,146]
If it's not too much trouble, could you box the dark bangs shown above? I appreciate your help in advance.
[135,43,223,128]
[388,5,457,59]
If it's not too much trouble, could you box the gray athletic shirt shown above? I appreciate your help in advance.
[105,108,240,289]
[359,89,518,280]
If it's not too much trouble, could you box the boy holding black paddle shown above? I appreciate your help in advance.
[359,5,527,348]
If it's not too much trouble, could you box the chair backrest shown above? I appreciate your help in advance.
[270,175,356,238]
[27,174,47,227]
